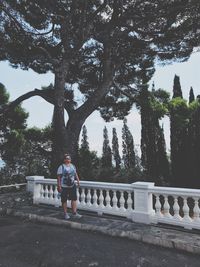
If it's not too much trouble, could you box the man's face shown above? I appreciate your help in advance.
[64,157,71,164]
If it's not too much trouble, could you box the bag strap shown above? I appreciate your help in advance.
[62,164,64,176]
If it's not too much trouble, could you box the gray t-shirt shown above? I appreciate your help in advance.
[57,163,77,188]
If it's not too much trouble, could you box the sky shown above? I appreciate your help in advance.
[0,52,200,156]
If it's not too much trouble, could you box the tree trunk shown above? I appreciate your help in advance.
[51,45,113,177]
[51,63,68,177]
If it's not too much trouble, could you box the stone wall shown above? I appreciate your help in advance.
[0,190,33,214]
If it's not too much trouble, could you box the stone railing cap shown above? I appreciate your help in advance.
[132,182,155,189]
[26,176,44,181]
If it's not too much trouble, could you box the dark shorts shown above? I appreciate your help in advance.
[61,185,77,203]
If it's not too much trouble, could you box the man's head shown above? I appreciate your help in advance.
[63,154,71,163]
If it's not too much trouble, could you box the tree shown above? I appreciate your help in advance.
[139,86,170,184]
[0,83,52,181]
[1,0,200,176]
[112,127,121,171]
[188,99,200,188]
[78,125,100,180]
[156,126,170,185]
[189,87,195,104]
[0,82,28,168]
[102,126,112,169]
[80,125,89,151]
[169,97,189,187]
[173,75,183,98]
[122,118,135,170]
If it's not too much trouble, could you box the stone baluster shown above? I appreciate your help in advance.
[77,187,80,205]
[80,188,86,206]
[40,184,45,199]
[119,191,126,213]
[173,196,181,221]
[127,192,132,212]
[105,190,111,210]
[44,185,49,200]
[193,198,200,222]
[92,189,98,208]
[126,191,133,218]
[155,194,163,218]
[99,189,104,210]
[54,187,60,207]
[182,197,192,222]
[112,190,118,211]
[163,195,171,218]
[49,185,54,202]
[86,189,92,207]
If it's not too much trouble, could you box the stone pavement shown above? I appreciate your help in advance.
[1,216,200,267]
[1,203,200,255]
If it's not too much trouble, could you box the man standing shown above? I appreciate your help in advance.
[57,154,82,220]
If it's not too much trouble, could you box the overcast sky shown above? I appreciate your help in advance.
[0,52,200,156]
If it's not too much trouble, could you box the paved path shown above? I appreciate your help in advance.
[1,216,200,267]
[3,204,200,255]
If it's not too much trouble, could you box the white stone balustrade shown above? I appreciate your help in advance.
[151,186,200,230]
[26,176,200,230]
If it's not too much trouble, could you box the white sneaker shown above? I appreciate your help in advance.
[64,213,70,220]
[72,212,82,219]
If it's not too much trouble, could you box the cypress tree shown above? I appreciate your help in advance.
[188,99,200,188]
[140,86,170,184]
[189,87,195,104]
[112,128,121,171]
[156,126,170,184]
[140,87,157,182]
[122,118,135,170]
[169,97,189,187]
[102,126,112,169]
[79,125,99,180]
[173,75,183,99]
[80,125,89,151]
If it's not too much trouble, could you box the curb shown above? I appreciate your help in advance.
[3,208,200,255]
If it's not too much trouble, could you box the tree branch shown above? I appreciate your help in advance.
[113,81,136,101]
[0,87,74,118]
[1,2,55,36]
[0,88,54,119]
[73,44,113,121]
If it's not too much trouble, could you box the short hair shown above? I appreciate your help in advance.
[64,154,71,160]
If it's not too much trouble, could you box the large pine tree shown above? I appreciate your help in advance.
[1,1,200,176]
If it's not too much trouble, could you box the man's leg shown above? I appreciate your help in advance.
[71,200,77,214]
[62,201,68,214]
[61,188,70,219]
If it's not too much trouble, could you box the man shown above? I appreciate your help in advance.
[57,154,82,220]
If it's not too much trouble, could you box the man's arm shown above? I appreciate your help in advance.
[57,175,62,192]
[75,171,80,186]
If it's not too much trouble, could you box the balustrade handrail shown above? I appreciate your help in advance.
[34,178,132,191]
[150,186,200,198]
[79,181,132,191]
